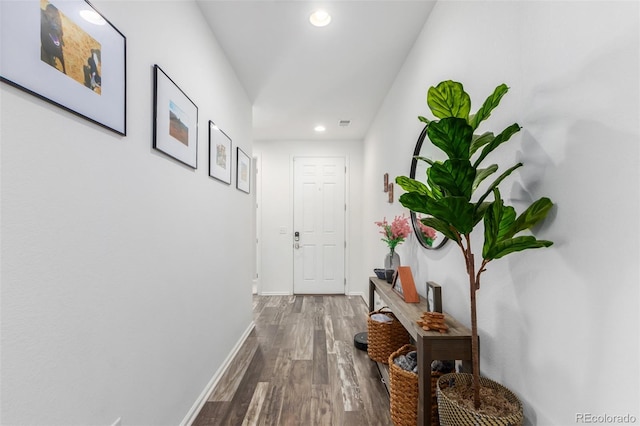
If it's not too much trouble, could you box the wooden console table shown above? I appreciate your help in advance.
[369,276,474,426]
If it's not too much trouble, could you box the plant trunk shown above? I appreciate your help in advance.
[467,252,481,410]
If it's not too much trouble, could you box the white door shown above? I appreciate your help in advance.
[293,157,346,294]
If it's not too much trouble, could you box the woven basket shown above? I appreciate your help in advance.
[388,344,418,426]
[436,373,524,426]
[388,344,445,426]
[367,308,410,364]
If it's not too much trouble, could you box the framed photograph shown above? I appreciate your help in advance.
[427,281,442,313]
[153,64,198,168]
[0,0,126,135]
[236,147,250,193]
[208,121,232,184]
[392,266,420,303]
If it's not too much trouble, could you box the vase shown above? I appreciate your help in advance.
[384,249,401,271]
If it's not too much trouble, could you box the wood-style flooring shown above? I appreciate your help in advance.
[193,295,392,426]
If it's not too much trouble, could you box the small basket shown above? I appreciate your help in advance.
[367,308,410,364]
[389,344,444,426]
[388,344,418,426]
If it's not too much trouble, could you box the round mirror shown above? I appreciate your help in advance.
[409,125,448,250]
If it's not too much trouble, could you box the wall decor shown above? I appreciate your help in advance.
[388,182,394,203]
[153,64,198,168]
[407,124,448,249]
[0,0,127,135]
[208,121,232,184]
[427,281,442,313]
[392,266,420,303]
[236,147,250,193]
[383,173,389,192]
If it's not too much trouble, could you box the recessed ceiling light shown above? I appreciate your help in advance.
[309,10,331,27]
[314,125,326,132]
[80,9,106,25]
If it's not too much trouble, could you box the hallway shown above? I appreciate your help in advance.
[193,295,392,425]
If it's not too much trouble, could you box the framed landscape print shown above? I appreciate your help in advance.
[153,64,198,168]
[208,121,232,184]
[236,147,250,193]
[0,0,126,135]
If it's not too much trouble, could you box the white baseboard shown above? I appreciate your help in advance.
[180,320,256,426]
[259,291,292,296]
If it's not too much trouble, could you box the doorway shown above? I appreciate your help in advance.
[292,156,346,294]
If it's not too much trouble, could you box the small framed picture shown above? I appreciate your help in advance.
[427,281,442,313]
[208,121,232,184]
[236,147,250,193]
[153,65,198,168]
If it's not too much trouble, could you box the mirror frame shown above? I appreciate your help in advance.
[409,125,448,250]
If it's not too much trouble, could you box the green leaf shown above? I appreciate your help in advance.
[426,168,445,200]
[414,156,435,166]
[485,236,554,260]
[419,216,458,241]
[506,197,554,238]
[398,192,432,216]
[395,176,432,197]
[473,123,522,168]
[427,117,473,160]
[470,132,494,157]
[430,159,475,199]
[418,116,431,125]
[427,81,471,120]
[473,165,498,192]
[428,197,476,235]
[475,163,523,207]
[468,84,509,130]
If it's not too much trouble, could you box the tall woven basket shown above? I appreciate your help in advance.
[436,373,524,426]
[367,308,410,364]
[388,344,418,426]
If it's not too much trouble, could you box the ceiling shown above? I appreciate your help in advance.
[196,1,436,141]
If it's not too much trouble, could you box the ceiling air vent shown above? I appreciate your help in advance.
[338,120,351,127]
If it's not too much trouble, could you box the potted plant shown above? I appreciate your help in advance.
[396,80,554,424]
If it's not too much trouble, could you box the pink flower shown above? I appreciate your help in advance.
[375,214,412,250]
[417,216,437,246]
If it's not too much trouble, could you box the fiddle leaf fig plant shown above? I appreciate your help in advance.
[396,80,554,410]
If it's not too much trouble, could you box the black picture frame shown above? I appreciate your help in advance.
[208,121,232,184]
[427,281,442,313]
[0,0,127,135]
[236,147,250,193]
[153,65,198,168]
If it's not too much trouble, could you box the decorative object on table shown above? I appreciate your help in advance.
[388,344,419,426]
[396,80,554,420]
[373,268,387,280]
[153,65,198,168]
[384,173,389,192]
[366,307,410,364]
[392,266,420,303]
[1,0,127,135]
[407,125,450,250]
[417,312,448,333]
[375,214,411,271]
[437,373,523,426]
[385,269,395,283]
[208,121,232,184]
[387,182,394,203]
[236,147,251,193]
[427,281,442,313]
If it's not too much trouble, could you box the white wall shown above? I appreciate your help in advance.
[253,139,364,297]
[0,1,254,424]
[364,1,639,425]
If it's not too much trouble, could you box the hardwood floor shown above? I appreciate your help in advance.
[193,295,392,426]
